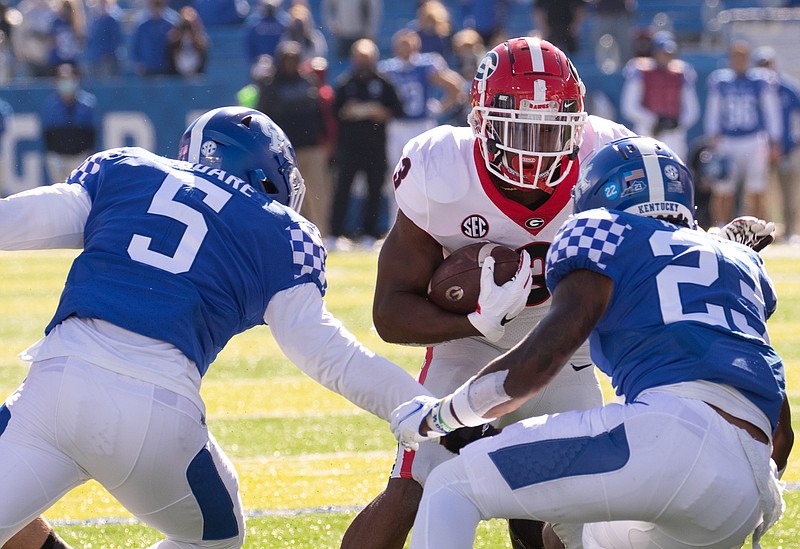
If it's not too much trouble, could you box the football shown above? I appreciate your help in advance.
[428,242,521,315]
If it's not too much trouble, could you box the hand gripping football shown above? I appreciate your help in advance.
[428,242,521,315]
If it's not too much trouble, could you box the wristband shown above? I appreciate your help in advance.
[434,376,499,433]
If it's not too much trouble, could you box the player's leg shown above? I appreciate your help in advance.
[341,339,500,549]
[499,342,602,549]
[742,134,770,220]
[329,153,360,241]
[53,359,244,549]
[412,392,767,549]
[0,359,93,546]
[362,154,388,241]
[340,477,423,549]
[104,402,244,549]
[2,517,72,549]
[709,139,738,226]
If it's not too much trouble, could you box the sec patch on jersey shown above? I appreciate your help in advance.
[428,242,520,315]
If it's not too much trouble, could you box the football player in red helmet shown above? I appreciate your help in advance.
[340,37,776,549]
[341,36,632,549]
[469,38,587,193]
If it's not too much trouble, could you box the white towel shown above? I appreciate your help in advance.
[736,429,786,549]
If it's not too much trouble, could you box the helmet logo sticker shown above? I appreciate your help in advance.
[475,51,499,82]
[461,215,489,238]
[603,182,620,200]
[200,140,217,157]
[621,168,647,197]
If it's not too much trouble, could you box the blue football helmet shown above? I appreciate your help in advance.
[573,136,696,228]
[178,106,306,212]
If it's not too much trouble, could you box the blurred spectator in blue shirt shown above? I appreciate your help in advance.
[459,0,508,47]
[130,0,179,75]
[41,63,97,184]
[193,0,249,27]
[47,0,85,70]
[281,3,326,63]
[83,0,123,78]
[244,0,287,65]
[754,45,800,241]
[408,1,452,59]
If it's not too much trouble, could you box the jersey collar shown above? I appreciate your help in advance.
[473,141,577,235]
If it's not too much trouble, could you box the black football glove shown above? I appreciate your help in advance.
[441,423,501,454]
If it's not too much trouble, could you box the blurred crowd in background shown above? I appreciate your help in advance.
[0,0,799,247]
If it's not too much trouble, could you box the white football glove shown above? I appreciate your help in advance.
[390,395,444,452]
[718,216,776,252]
[467,250,532,342]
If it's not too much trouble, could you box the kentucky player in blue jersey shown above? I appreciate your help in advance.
[0,106,433,549]
[391,136,792,549]
[704,39,782,227]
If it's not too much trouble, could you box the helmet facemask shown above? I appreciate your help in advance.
[471,97,585,192]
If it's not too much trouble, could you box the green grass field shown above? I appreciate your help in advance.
[1,246,798,548]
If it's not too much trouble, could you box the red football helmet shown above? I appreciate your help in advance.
[468,37,587,192]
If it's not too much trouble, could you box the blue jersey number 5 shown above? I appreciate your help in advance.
[128,171,232,274]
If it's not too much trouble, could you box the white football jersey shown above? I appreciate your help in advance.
[393,115,634,348]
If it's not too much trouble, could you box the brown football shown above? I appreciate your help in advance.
[428,242,521,315]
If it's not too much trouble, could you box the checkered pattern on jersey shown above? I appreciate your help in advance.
[547,213,631,271]
[287,221,327,294]
[68,152,104,185]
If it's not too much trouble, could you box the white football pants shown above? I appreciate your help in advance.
[410,392,776,549]
[0,357,244,548]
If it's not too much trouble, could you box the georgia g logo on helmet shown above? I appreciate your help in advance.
[474,51,499,94]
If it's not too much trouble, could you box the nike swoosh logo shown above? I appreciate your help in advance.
[571,363,593,372]
[500,315,513,326]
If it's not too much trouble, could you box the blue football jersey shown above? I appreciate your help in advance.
[379,53,444,120]
[546,209,785,429]
[706,67,776,137]
[46,147,327,376]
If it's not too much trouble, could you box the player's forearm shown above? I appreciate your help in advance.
[267,284,432,421]
[373,292,480,345]
[480,270,611,417]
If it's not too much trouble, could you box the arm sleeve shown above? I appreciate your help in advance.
[265,283,432,422]
[0,183,90,250]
